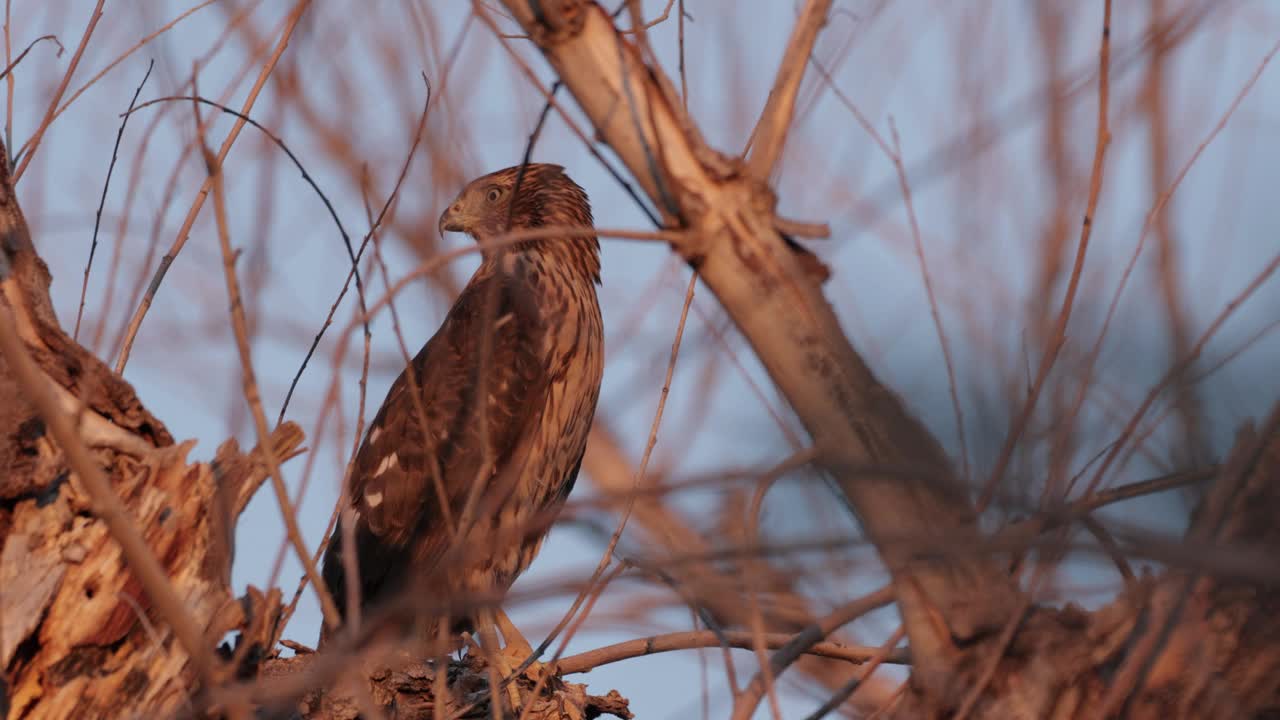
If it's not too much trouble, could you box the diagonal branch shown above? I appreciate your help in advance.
[496,0,1020,696]
[201,138,341,633]
[743,0,832,180]
[114,0,311,374]
[12,0,103,182]
[555,628,907,675]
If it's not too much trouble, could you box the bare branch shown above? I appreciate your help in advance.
[744,0,832,180]
[202,135,341,632]
[731,586,896,720]
[12,0,102,182]
[114,0,311,373]
[556,629,905,675]
[495,0,1020,693]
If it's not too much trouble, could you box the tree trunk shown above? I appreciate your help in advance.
[0,131,297,717]
[493,1,1280,716]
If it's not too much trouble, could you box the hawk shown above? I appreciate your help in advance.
[320,164,603,670]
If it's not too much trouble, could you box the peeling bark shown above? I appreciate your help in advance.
[258,654,631,720]
[0,209,308,710]
[0,133,277,718]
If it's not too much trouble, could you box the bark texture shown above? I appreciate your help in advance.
[259,653,630,720]
[0,132,302,717]
[495,0,1018,697]
[492,1,1280,716]
[890,419,1280,718]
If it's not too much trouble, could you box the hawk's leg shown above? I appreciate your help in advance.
[494,607,536,664]
[495,608,555,706]
[476,607,526,713]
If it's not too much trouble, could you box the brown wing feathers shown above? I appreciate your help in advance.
[320,163,603,646]
[322,267,550,626]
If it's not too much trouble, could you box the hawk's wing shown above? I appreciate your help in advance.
[323,263,552,617]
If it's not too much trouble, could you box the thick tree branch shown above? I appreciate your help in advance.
[494,0,1019,695]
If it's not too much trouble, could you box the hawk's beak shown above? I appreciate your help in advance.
[438,202,464,236]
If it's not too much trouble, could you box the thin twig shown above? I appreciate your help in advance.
[50,0,217,124]
[476,1,662,227]
[13,0,102,182]
[743,446,792,720]
[801,625,907,720]
[0,34,61,83]
[1065,33,1280,497]
[744,0,833,179]
[334,224,680,357]
[1189,315,1280,385]
[272,250,382,643]
[119,87,367,428]
[887,118,970,481]
[677,0,688,107]
[978,0,1113,510]
[730,586,896,720]
[618,0,677,33]
[1081,246,1280,498]
[114,0,311,373]
[3,0,12,164]
[75,60,153,341]
[556,629,904,675]
[272,71,437,423]
[202,130,341,632]
[513,271,699,679]
[513,563,629,720]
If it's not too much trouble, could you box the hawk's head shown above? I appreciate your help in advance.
[438,163,600,282]
[438,163,590,240]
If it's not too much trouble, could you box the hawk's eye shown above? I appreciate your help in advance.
[485,187,503,203]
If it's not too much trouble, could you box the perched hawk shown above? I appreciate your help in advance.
[321,164,603,660]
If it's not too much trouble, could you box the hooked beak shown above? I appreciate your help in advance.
[438,201,464,237]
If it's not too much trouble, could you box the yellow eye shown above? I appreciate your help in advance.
[485,187,503,203]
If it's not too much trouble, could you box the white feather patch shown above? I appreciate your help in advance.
[364,490,384,508]
[369,426,382,444]
[373,452,399,477]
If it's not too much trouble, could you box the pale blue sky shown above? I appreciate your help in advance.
[16,1,1280,716]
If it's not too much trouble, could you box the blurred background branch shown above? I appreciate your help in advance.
[0,0,1277,717]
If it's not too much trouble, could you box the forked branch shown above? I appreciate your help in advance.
[494,0,1020,698]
